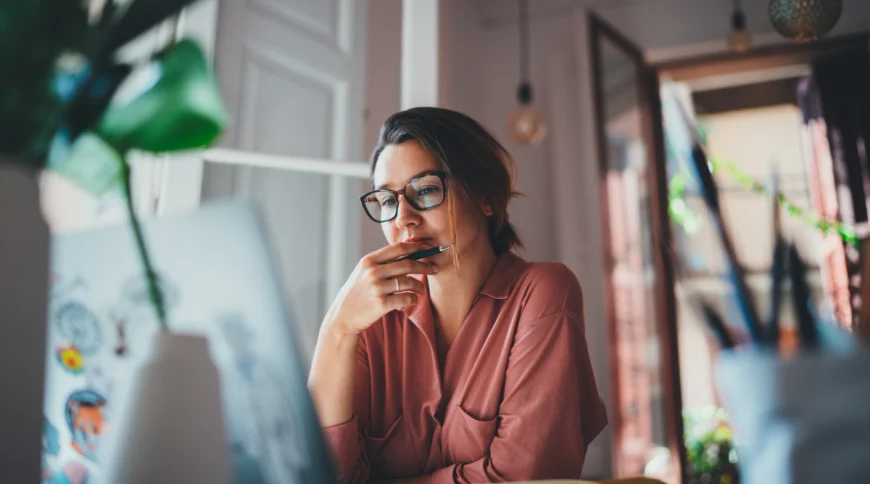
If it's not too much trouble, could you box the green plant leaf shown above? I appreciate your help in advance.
[97,0,200,59]
[97,40,228,153]
[47,132,124,196]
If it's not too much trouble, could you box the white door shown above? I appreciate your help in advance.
[202,0,369,364]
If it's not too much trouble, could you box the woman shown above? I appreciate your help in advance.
[309,107,607,483]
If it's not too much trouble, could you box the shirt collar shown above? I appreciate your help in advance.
[403,251,529,326]
[478,251,528,300]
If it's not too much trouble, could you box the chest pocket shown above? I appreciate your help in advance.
[441,404,499,465]
[365,415,421,478]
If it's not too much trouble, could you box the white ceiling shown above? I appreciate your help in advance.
[473,0,685,27]
[473,0,868,34]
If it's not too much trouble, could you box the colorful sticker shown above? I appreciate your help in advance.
[65,390,107,462]
[43,417,60,481]
[46,461,89,484]
[56,345,85,375]
[53,301,102,355]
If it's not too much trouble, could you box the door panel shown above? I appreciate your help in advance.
[204,0,368,368]
[589,12,685,483]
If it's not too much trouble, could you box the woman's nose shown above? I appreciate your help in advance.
[394,195,421,229]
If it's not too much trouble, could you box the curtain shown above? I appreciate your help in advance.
[798,46,870,328]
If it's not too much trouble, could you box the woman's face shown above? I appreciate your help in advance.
[372,140,491,268]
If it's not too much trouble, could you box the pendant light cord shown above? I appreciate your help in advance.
[518,0,529,84]
[732,0,747,30]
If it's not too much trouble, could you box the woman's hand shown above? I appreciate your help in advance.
[324,242,438,336]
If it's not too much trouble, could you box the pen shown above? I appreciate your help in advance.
[387,245,452,263]
[699,301,735,350]
[689,143,765,345]
[788,244,819,350]
[768,167,784,350]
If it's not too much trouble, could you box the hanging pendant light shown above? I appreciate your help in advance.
[507,0,547,145]
[728,0,752,53]
[769,0,843,41]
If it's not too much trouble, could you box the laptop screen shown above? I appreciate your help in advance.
[43,200,336,484]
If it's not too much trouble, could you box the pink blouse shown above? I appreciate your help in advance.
[323,252,608,483]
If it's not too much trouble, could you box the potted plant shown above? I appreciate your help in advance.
[0,1,228,481]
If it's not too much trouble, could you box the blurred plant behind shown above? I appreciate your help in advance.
[0,0,224,331]
[0,1,89,163]
[684,405,741,484]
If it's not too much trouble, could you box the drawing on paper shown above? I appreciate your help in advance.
[53,301,102,356]
[109,274,180,356]
[218,313,308,484]
[42,417,60,481]
[65,390,108,461]
[56,345,85,375]
[120,273,179,319]
[45,461,89,484]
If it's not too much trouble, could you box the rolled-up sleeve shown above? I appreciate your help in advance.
[430,286,608,482]
[322,337,372,484]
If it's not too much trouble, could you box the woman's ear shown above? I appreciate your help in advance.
[481,202,494,217]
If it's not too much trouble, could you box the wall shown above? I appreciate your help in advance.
[452,12,569,263]
[360,0,403,255]
[477,0,870,60]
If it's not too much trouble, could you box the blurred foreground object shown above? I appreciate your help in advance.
[671,90,870,484]
[0,1,228,482]
[0,163,50,483]
[716,351,870,484]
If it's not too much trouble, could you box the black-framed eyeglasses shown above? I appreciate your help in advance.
[360,171,447,223]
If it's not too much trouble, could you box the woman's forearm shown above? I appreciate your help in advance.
[308,321,360,427]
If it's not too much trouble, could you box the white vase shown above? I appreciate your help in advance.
[101,332,232,484]
[0,163,49,484]
[715,350,870,484]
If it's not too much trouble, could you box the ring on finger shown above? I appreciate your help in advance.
[395,278,400,293]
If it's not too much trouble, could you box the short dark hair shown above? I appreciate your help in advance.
[371,107,523,257]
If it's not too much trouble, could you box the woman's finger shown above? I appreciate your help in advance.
[381,292,418,312]
[369,242,428,264]
[375,259,438,279]
[378,276,425,295]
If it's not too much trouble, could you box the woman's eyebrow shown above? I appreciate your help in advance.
[374,170,434,190]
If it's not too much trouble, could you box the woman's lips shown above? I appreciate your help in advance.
[403,236,432,244]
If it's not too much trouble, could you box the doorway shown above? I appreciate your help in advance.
[589,10,869,483]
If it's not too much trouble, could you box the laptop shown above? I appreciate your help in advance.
[42,200,336,484]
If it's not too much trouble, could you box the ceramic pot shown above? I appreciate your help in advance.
[716,350,870,484]
[0,162,50,484]
[101,332,231,484]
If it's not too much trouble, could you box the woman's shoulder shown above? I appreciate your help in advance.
[520,260,580,287]
[513,258,584,320]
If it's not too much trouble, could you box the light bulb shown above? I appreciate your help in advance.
[729,29,752,53]
[728,6,751,53]
[508,105,547,145]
